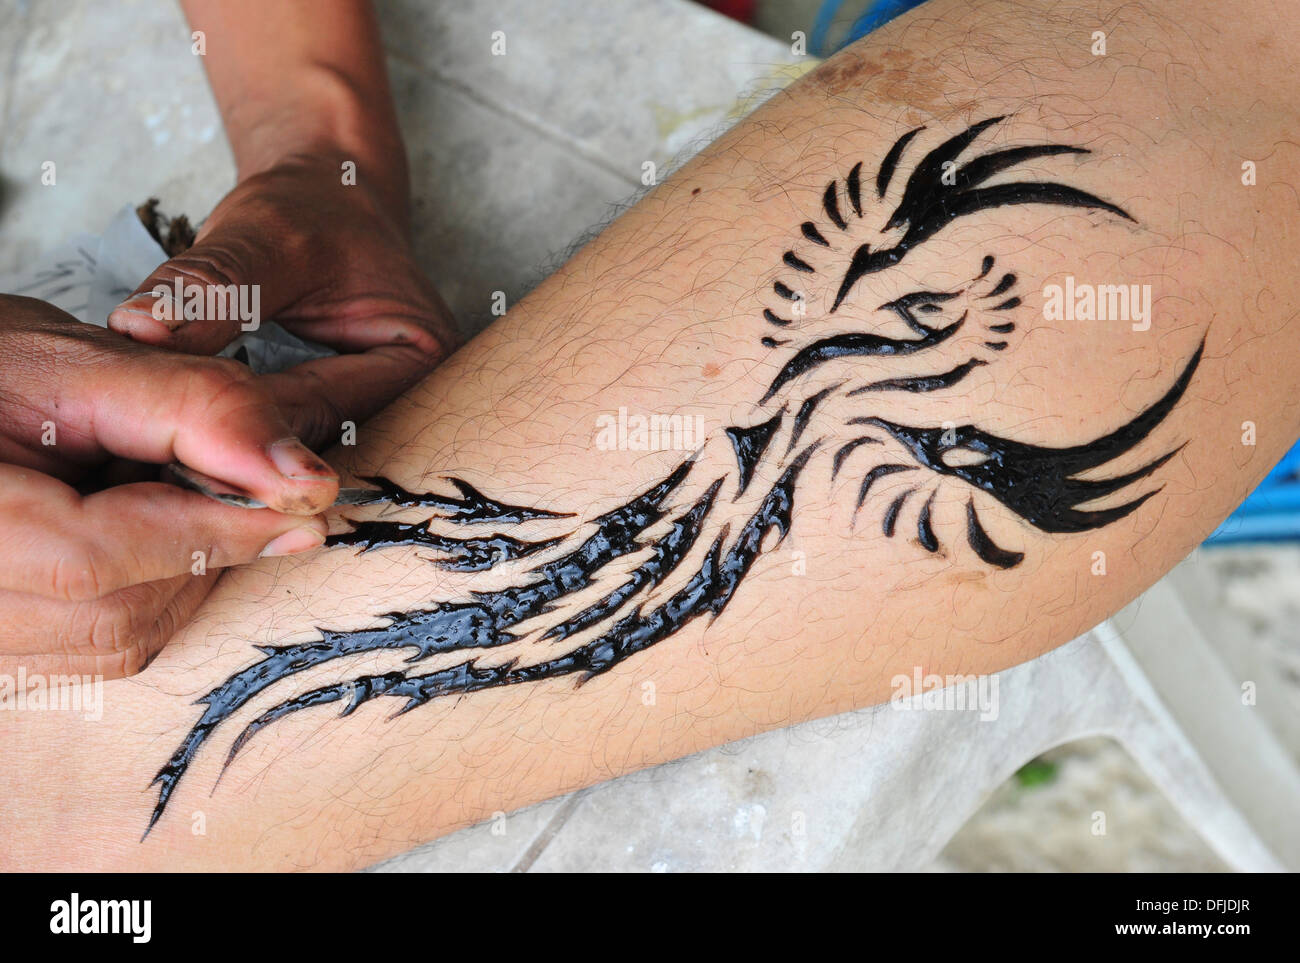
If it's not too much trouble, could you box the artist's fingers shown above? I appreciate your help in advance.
[107,195,313,354]
[0,466,327,601]
[0,570,216,680]
[0,571,190,660]
[1,295,336,511]
[43,347,338,514]
[277,293,456,355]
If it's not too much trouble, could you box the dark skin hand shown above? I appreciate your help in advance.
[1,0,457,677]
[0,295,343,679]
[108,154,459,449]
[109,0,459,449]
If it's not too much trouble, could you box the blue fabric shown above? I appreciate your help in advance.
[814,0,930,54]
[843,0,930,46]
[1206,443,1300,544]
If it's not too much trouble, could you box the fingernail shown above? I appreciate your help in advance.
[259,526,326,558]
[110,297,178,338]
[123,291,184,331]
[268,437,336,480]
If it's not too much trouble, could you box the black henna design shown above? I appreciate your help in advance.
[846,162,864,216]
[146,118,1204,834]
[848,357,987,394]
[984,274,1017,298]
[830,116,1132,312]
[863,340,1201,533]
[917,492,939,551]
[824,180,848,230]
[832,436,882,479]
[857,464,916,514]
[726,411,783,498]
[787,384,841,455]
[326,521,564,572]
[876,125,924,198]
[965,498,1024,569]
[882,487,917,537]
[349,475,574,524]
[784,251,815,272]
[801,221,831,247]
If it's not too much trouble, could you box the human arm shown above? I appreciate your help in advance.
[0,295,343,678]
[0,1,446,678]
[107,0,457,445]
[4,0,1298,870]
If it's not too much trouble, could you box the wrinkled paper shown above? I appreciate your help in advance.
[0,205,335,374]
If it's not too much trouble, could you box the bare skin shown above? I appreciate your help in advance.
[2,0,1298,870]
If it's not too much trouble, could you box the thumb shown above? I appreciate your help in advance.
[108,219,309,355]
[54,343,339,515]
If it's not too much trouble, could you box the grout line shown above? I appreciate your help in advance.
[509,790,587,873]
[383,48,642,188]
[0,1,32,167]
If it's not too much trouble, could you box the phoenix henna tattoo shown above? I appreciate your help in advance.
[145,116,1204,834]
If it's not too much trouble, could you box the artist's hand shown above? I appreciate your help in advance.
[108,154,459,449]
[0,295,341,678]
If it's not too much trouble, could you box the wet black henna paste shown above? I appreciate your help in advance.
[865,341,1202,534]
[830,118,1131,312]
[848,357,987,394]
[964,498,1024,569]
[787,384,842,455]
[882,487,917,537]
[327,521,564,572]
[916,492,940,552]
[856,463,916,513]
[146,118,1205,834]
[801,221,831,247]
[726,411,783,498]
[350,475,573,524]
[832,436,882,479]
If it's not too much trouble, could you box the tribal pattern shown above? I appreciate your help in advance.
[146,117,1202,835]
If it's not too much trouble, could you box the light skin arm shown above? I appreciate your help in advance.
[4,0,1298,870]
